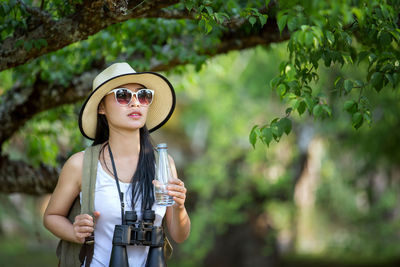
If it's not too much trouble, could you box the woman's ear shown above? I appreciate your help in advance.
[98,100,106,115]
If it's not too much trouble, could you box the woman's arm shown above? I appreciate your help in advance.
[43,151,97,244]
[165,155,191,243]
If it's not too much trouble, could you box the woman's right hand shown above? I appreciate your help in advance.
[72,211,100,243]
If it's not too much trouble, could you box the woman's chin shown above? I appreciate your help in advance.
[123,121,146,131]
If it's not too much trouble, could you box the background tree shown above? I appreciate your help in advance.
[1,0,400,266]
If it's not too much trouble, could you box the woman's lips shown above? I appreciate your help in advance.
[127,111,142,118]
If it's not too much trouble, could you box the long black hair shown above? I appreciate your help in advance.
[92,113,155,211]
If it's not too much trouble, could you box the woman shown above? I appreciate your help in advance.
[43,62,190,266]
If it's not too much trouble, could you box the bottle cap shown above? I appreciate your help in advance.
[157,143,168,149]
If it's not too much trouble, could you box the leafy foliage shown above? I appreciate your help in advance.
[1,1,400,265]
[252,0,400,146]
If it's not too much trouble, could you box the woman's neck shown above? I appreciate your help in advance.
[107,129,141,159]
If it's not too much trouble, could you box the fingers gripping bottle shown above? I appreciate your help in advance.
[154,143,175,206]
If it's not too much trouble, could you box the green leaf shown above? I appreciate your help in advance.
[249,125,258,148]
[357,51,369,65]
[185,1,194,12]
[354,80,364,87]
[305,96,314,111]
[270,76,281,89]
[205,22,213,34]
[326,31,335,45]
[378,31,392,47]
[313,104,323,117]
[287,16,299,32]
[392,73,399,88]
[352,112,363,129]
[261,127,273,146]
[322,51,332,67]
[259,14,268,27]
[305,32,314,47]
[297,101,306,115]
[279,118,292,135]
[352,7,364,24]
[214,13,225,24]
[199,19,205,30]
[344,100,356,111]
[279,61,288,73]
[334,77,343,88]
[344,79,353,93]
[363,112,372,125]
[368,53,377,64]
[271,117,279,124]
[342,32,352,46]
[205,6,213,15]
[385,73,395,87]
[277,83,287,97]
[371,72,384,92]
[322,105,332,116]
[249,16,256,26]
[277,14,288,34]
[271,124,283,140]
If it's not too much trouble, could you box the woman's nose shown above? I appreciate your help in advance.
[130,95,140,107]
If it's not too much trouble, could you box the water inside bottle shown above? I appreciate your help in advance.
[155,185,175,206]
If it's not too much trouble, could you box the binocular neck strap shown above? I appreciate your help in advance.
[108,144,125,224]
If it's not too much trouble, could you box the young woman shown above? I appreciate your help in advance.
[43,62,190,266]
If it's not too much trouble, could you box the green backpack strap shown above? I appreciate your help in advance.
[57,144,101,267]
[79,144,102,266]
[81,144,101,216]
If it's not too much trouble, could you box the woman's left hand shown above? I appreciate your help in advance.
[167,178,187,209]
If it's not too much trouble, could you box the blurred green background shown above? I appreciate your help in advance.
[1,43,400,266]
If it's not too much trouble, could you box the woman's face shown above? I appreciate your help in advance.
[98,83,150,133]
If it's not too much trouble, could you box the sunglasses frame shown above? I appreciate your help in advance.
[107,87,155,106]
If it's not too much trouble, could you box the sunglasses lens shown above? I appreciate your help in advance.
[137,89,153,105]
[115,89,132,105]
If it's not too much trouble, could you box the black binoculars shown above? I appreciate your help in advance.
[109,209,166,267]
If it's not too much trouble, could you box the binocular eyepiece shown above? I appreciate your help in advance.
[109,210,166,267]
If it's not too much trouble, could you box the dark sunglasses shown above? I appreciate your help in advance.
[107,88,154,106]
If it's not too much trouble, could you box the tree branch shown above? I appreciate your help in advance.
[0,154,58,195]
[0,68,101,146]
[0,0,179,72]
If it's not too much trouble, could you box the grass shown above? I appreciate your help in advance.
[0,236,58,267]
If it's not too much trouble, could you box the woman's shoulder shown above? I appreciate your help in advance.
[62,151,85,173]
[56,151,85,189]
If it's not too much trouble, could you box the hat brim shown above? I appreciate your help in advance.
[79,72,176,140]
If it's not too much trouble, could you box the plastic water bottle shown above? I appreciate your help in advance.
[154,143,175,206]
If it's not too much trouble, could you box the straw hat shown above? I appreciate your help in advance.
[79,62,176,139]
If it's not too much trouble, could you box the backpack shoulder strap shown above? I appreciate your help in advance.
[57,145,102,267]
[81,144,102,215]
[79,144,102,267]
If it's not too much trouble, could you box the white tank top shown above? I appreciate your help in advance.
[80,161,167,267]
